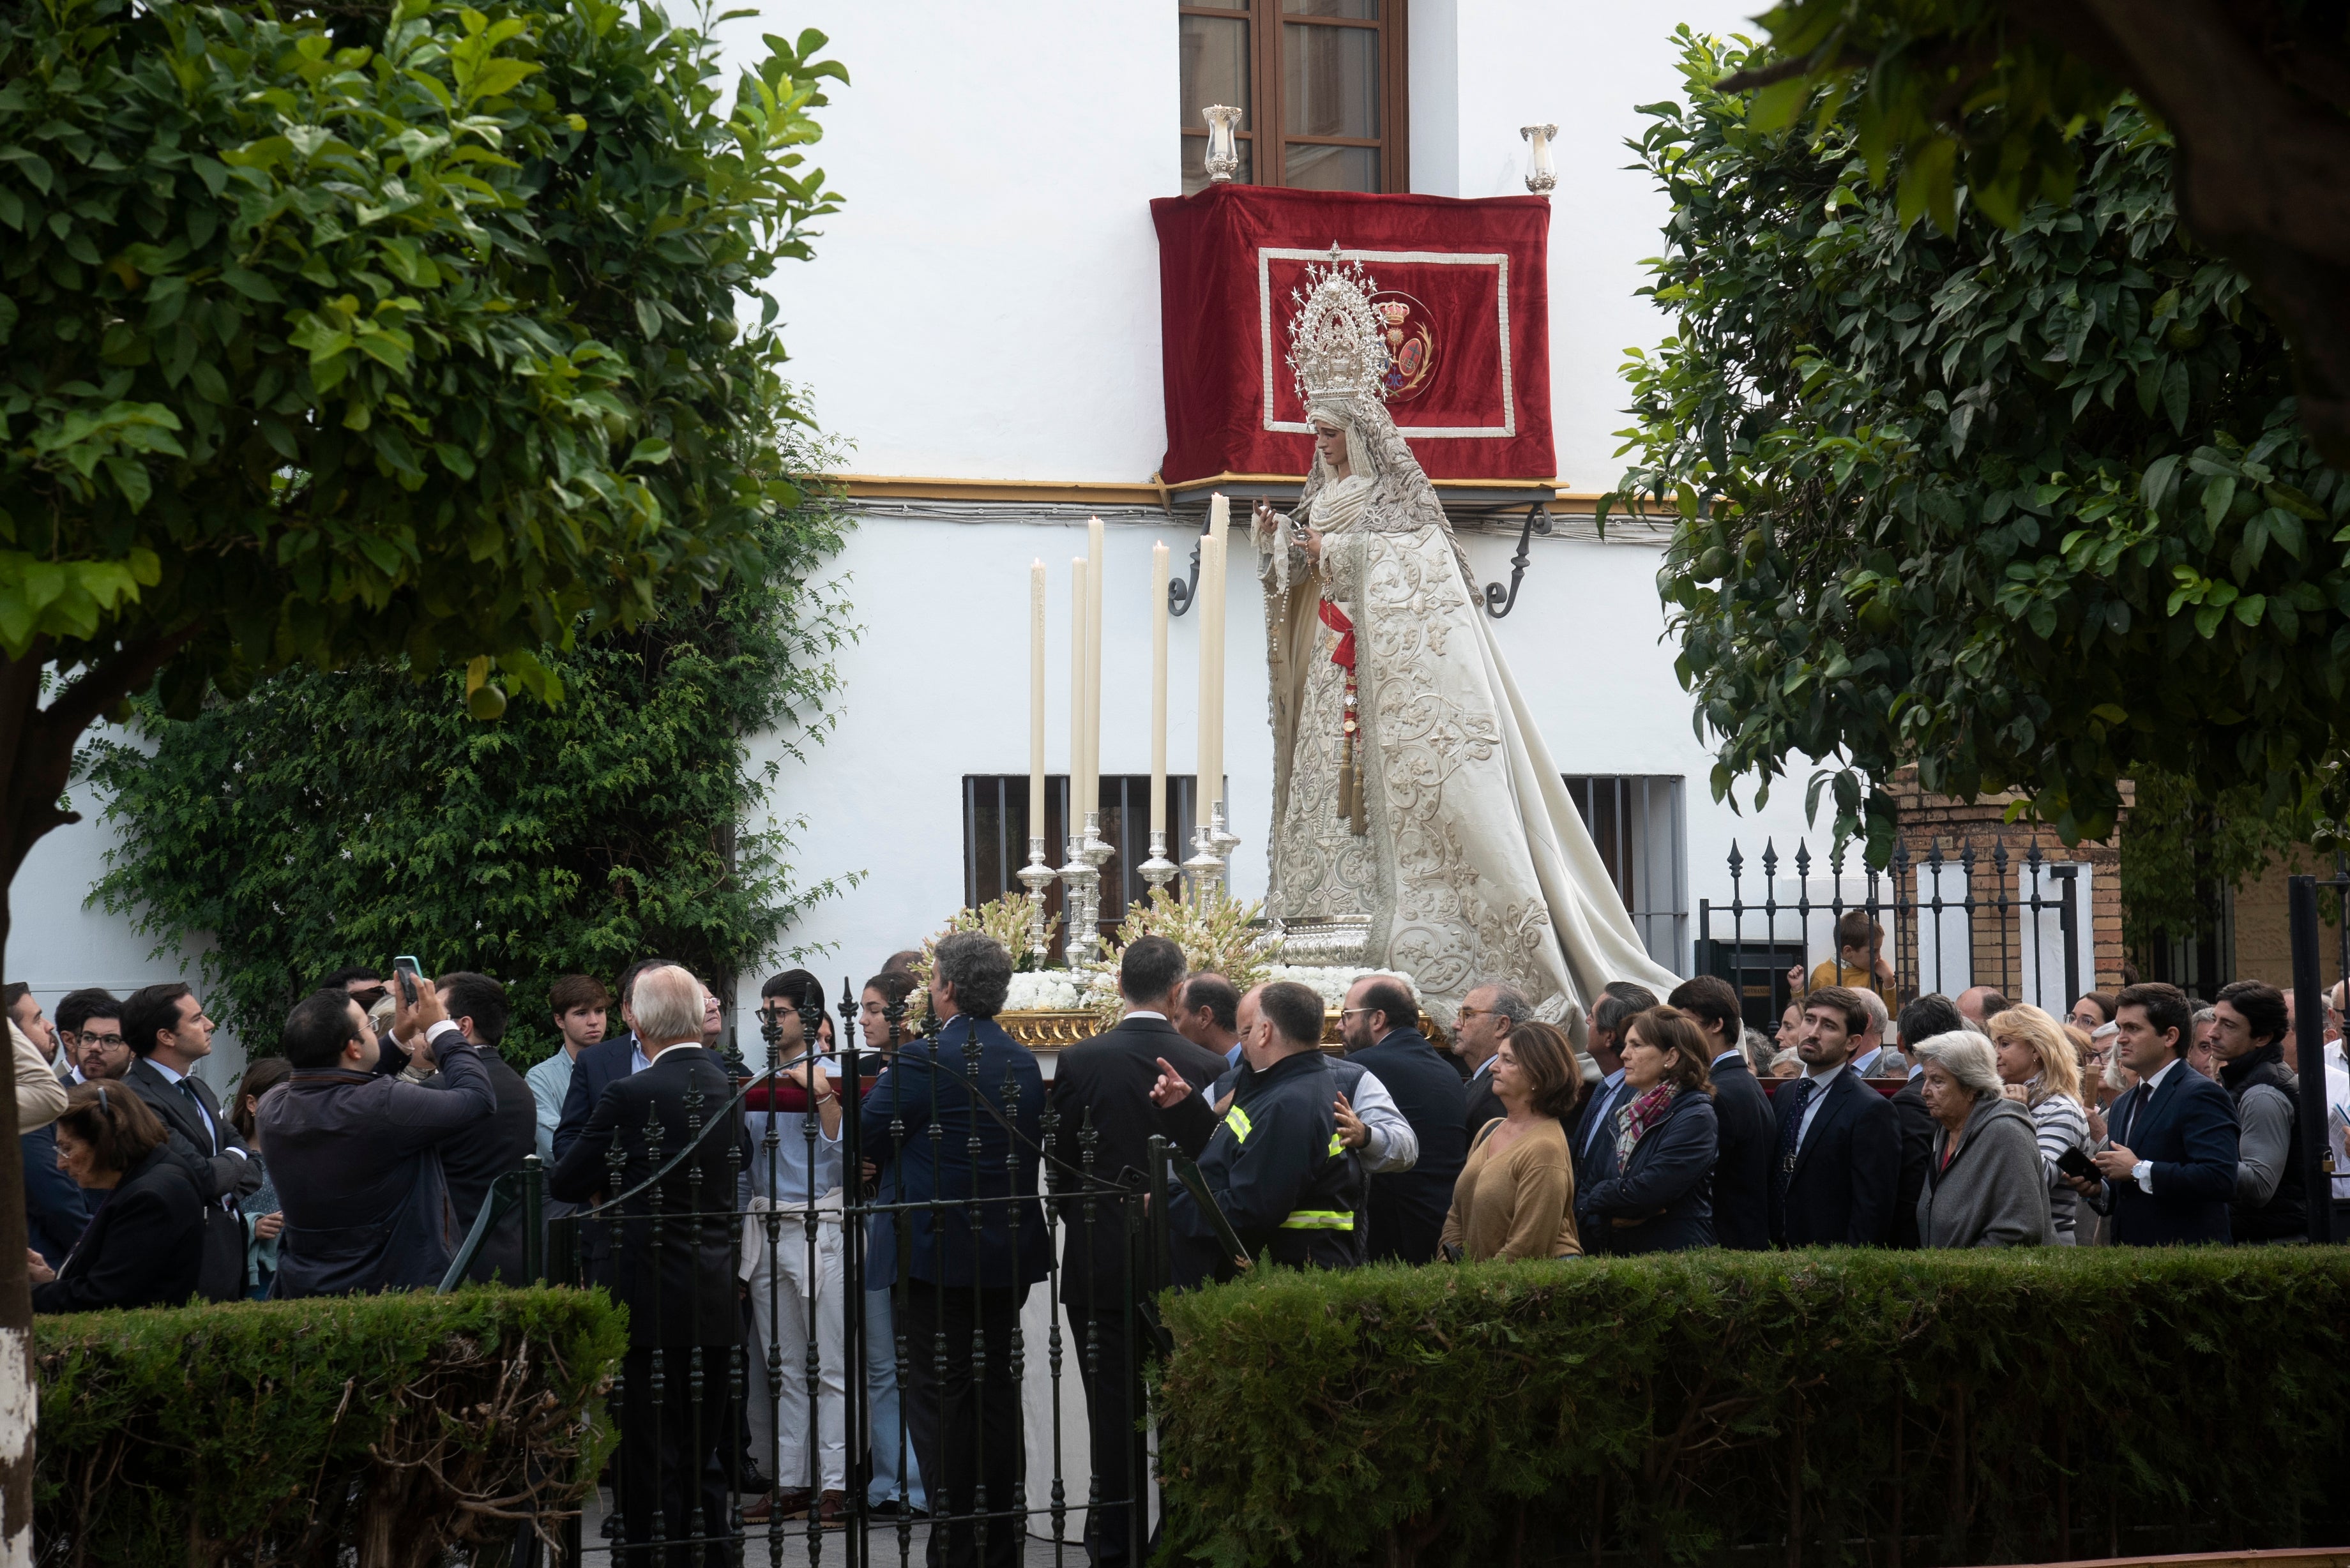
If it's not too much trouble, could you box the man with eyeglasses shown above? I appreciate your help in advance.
[1452,982,1527,1141]
[54,988,129,1085]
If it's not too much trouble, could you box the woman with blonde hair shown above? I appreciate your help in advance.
[1987,1004,2093,1244]
[1439,1020,1582,1261]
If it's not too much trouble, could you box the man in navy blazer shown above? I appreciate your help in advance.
[2072,982,2238,1245]
[860,933,1046,1568]
[1669,976,1773,1249]
[1768,986,1900,1247]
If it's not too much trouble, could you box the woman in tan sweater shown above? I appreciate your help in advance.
[1438,1020,1584,1261]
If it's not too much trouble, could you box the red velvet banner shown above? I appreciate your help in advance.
[1150,185,1556,485]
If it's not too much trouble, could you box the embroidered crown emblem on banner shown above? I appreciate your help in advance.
[1372,294,1437,402]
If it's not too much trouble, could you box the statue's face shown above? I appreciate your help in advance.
[1312,420,1348,476]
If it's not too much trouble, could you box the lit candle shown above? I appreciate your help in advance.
[1085,516,1105,821]
[1070,555,1086,844]
[1030,559,1047,843]
[1149,539,1170,836]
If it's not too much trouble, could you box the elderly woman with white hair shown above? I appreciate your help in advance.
[1913,1030,2056,1248]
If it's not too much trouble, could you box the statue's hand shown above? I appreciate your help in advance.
[1252,499,1280,537]
[1301,526,1323,564]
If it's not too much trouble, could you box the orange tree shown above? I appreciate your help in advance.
[0,0,844,1509]
[1714,0,2350,472]
[1605,31,2346,857]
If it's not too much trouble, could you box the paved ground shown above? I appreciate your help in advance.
[574,1488,1094,1568]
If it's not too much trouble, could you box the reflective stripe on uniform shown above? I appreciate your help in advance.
[1279,1209,1355,1231]
[1224,1105,1254,1143]
[1328,1132,1345,1157]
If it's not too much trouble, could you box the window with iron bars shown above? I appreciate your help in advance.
[962,774,1201,963]
[1561,775,1688,974]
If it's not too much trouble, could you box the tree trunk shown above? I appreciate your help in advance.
[0,635,191,1562]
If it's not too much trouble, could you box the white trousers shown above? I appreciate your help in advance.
[745,1195,847,1493]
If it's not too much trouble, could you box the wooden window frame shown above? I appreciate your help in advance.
[1178,0,1409,195]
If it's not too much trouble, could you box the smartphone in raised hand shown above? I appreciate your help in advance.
[393,956,421,1006]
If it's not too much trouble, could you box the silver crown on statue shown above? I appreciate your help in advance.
[1287,244,1390,421]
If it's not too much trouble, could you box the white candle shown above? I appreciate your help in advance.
[1085,516,1105,820]
[1030,559,1047,843]
[1203,495,1230,818]
[1070,555,1086,845]
[1149,539,1169,836]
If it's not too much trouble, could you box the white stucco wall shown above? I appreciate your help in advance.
[1407,0,1761,489]
[743,3,1176,482]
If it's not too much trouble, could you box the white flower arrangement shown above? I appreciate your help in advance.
[1003,970,1086,1013]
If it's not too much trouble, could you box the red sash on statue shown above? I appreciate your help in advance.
[1317,598,1356,671]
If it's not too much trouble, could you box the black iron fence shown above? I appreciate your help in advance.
[2288,870,2349,1246]
[1695,834,2095,1030]
[450,988,1169,1567]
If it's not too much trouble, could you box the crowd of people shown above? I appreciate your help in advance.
[9,915,2350,1565]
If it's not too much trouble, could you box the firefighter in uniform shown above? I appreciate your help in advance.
[1150,979,1368,1285]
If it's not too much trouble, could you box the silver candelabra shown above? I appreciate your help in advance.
[1080,813,1116,939]
[1015,833,1057,965]
[1183,797,1241,907]
[1058,824,1096,968]
[1139,827,1180,896]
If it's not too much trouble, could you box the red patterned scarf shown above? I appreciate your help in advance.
[1613,1081,1679,1168]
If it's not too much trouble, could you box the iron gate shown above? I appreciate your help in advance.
[2286,871,2348,1246]
[454,983,1169,1565]
[1695,834,2094,1029]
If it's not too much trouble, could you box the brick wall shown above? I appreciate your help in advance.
[2231,848,2349,990]
[1880,769,2133,1000]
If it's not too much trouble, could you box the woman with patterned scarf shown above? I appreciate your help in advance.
[1575,1007,1720,1254]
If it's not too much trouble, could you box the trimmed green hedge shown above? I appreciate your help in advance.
[1155,1248,2350,1567]
[36,1286,624,1567]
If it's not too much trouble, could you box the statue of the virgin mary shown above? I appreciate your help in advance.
[1252,251,1679,1034]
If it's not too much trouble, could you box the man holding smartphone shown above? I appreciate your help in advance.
[260,976,497,1295]
[2065,983,2238,1246]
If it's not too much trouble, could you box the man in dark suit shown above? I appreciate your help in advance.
[1048,935,1227,1568]
[1888,994,1962,1248]
[551,956,672,1165]
[428,972,538,1283]
[119,983,262,1203]
[1669,975,1773,1249]
[1572,983,1658,1193]
[861,933,1048,1568]
[550,964,744,1567]
[1768,986,1900,1248]
[1453,981,1528,1140]
[1340,974,1464,1263]
[2070,981,2239,1245]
